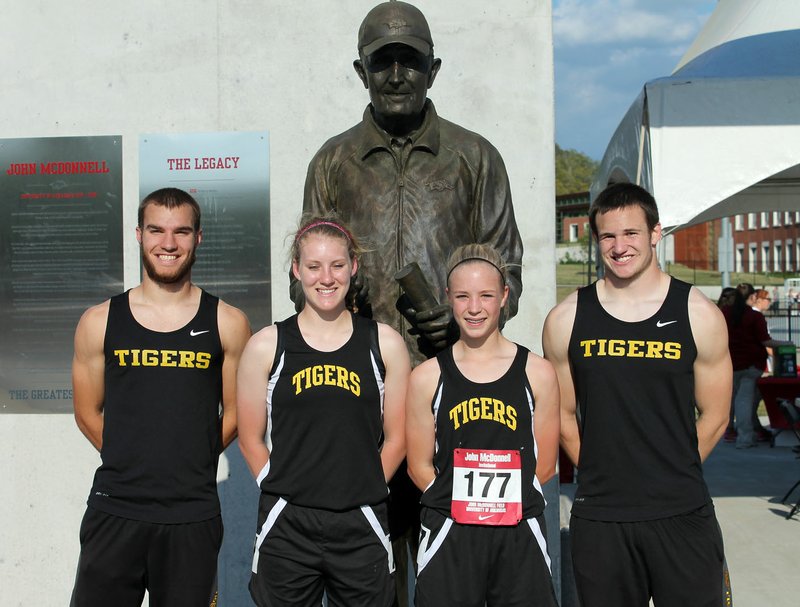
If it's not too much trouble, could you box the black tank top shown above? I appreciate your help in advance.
[260,313,388,511]
[88,289,223,523]
[568,278,710,521]
[420,344,546,519]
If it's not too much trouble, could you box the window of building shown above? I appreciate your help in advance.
[774,241,783,272]
[794,239,800,272]
[749,243,757,273]
[734,215,744,231]
[748,213,757,229]
[762,243,770,273]
[569,223,579,242]
[773,211,781,226]
[761,212,769,228]
[785,212,793,226]
[786,240,794,272]
[735,245,744,273]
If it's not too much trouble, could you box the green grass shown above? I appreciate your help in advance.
[556,262,792,304]
[556,264,593,303]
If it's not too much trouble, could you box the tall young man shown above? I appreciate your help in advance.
[70,187,250,606]
[543,183,732,607]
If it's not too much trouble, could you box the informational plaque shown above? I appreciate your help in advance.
[0,136,123,413]
[139,132,270,331]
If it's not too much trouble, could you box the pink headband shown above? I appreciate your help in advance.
[295,220,353,244]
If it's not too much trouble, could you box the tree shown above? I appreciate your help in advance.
[555,144,599,195]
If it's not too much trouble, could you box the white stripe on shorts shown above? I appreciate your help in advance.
[526,516,552,573]
[251,497,287,573]
[416,516,453,574]
[361,505,395,573]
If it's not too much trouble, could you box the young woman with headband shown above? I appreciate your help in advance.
[406,243,560,606]
[237,215,411,606]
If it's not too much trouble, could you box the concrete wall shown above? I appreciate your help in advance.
[0,1,555,604]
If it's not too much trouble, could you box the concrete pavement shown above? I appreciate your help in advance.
[703,436,799,606]
[560,429,800,607]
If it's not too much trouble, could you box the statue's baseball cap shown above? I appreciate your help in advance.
[358,1,433,57]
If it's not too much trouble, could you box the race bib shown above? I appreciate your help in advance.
[451,448,522,526]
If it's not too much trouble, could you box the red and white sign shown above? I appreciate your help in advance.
[451,448,522,526]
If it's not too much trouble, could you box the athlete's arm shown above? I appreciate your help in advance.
[377,323,411,482]
[236,325,277,479]
[526,353,560,484]
[405,359,440,492]
[218,301,251,449]
[72,301,110,451]
[688,288,733,461]
[542,293,580,466]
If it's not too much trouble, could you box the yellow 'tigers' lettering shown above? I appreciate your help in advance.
[448,397,517,431]
[291,365,361,397]
[113,349,211,369]
[579,339,681,359]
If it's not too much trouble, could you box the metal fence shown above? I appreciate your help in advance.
[764,305,799,346]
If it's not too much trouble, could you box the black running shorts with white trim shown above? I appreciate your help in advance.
[414,507,558,607]
[250,493,394,607]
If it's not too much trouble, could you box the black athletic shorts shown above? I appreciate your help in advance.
[249,493,394,607]
[570,503,726,607]
[414,507,558,607]
[70,507,222,607]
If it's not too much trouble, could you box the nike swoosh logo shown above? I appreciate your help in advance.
[478,514,494,521]
[656,320,677,328]
[190,329,210,336]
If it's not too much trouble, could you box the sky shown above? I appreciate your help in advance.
[553,0,719,160]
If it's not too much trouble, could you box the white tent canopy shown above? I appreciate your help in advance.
[591,0,800,231]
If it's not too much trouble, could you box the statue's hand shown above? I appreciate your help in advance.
[289,277,305,313]
[411,303,452,351]
[351,272,370,313]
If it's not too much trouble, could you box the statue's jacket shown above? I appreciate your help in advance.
[304,100,524,364]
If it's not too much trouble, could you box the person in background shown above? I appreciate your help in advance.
[753,288,772,314]
[737,282,756,308]
[723,285,773,442]
[723,288,790,448]
[752,288,776,437]
[717,287,737,309]
[718,287,741,442]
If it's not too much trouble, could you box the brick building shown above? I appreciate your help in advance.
[732,211,800,273]
[556,191,590,243]
[556,192,800,274]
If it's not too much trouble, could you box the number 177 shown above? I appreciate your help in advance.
[464,471,511,498]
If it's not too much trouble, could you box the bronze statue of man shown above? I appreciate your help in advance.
[302,1,524,367]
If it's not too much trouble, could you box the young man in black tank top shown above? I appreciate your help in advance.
[543,183,732,607]
[70,188,251,607]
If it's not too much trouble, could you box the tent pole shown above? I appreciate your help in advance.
[635,122,646,185]
[720,217,732,288]
[635,90,648,186]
